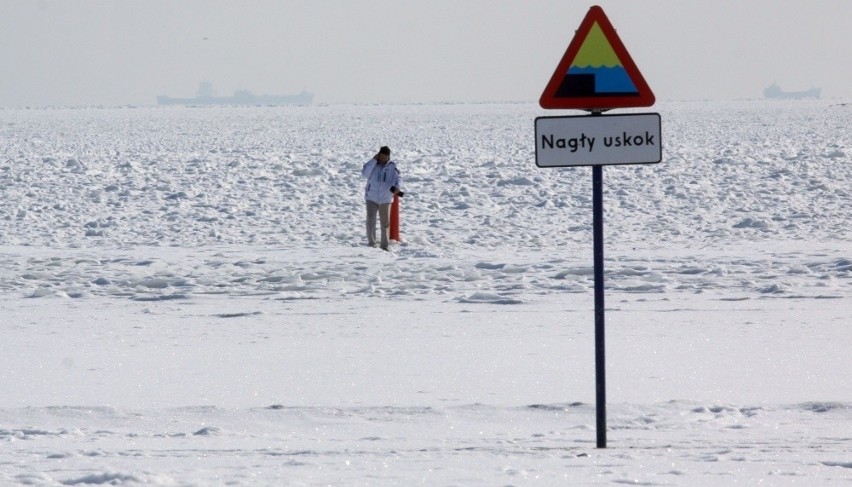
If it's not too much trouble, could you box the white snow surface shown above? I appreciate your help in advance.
[0,100,850,485]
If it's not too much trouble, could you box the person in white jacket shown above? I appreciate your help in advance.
[361,146,403,250]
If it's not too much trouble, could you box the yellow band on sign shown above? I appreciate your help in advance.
[572,23,622,68]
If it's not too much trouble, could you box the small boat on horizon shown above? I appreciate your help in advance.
[764,83,820,99]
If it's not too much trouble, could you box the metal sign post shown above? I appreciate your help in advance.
[593,166,607,447]
[591,117,607,449]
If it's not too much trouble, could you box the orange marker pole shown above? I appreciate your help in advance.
[390,194,400,241]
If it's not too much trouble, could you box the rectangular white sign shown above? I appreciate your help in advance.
[535,113,661,167]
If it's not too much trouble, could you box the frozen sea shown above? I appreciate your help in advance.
[0,99,850,485]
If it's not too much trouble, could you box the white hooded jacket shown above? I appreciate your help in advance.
[361,158,401,204]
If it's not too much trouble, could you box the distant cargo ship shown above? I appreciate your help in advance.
[158,82,313,106]
[763,83,820,99]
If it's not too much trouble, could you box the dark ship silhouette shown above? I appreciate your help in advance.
[158,82,313,106]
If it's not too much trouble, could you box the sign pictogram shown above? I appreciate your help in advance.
[539,5,655,110]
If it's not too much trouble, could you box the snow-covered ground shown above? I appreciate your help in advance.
[1,100,849,485]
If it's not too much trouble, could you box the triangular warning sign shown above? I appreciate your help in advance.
[540,6,655,110]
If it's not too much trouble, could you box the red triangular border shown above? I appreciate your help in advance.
[540,6,655,110]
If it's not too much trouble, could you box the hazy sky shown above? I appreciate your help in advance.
[1,0,850,107]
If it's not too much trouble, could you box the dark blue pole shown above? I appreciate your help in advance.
[592,162,606,448]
